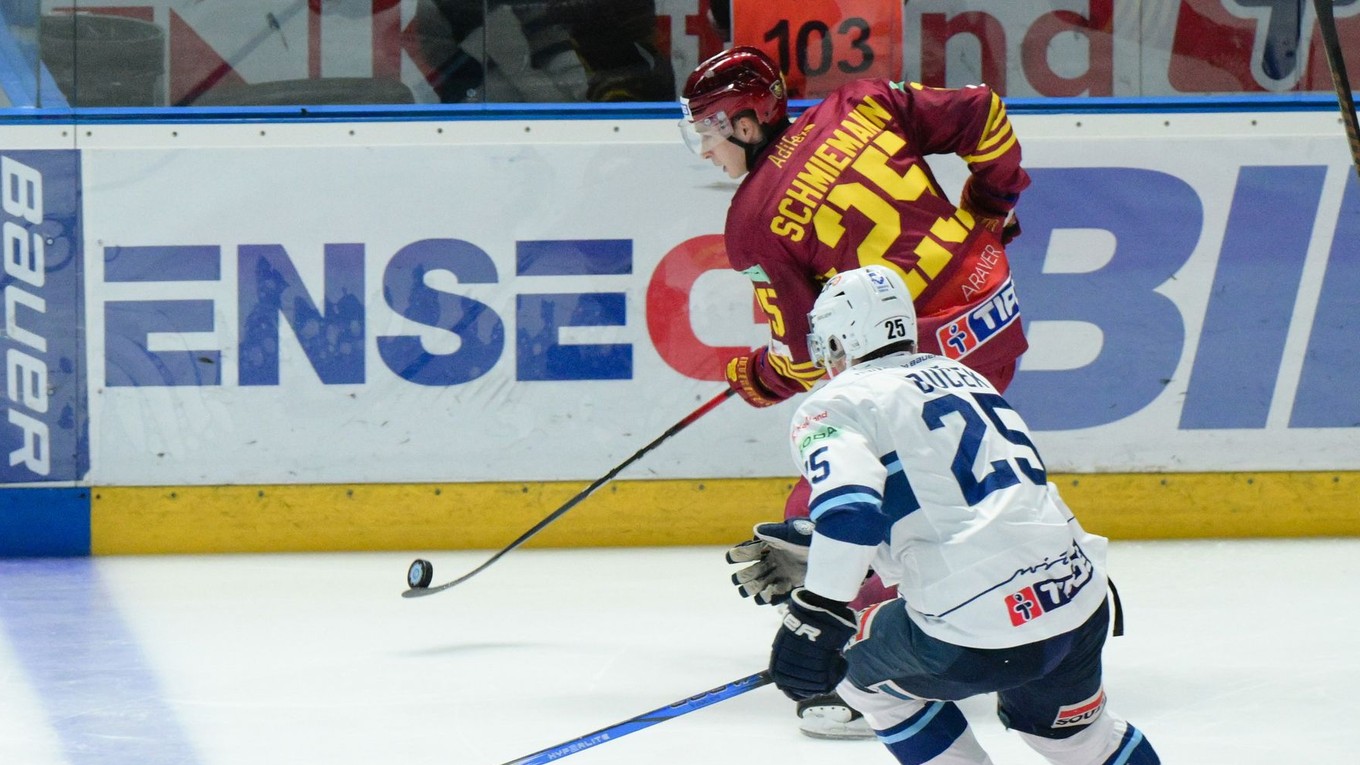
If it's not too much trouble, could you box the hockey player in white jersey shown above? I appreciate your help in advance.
[763,266,1159,764]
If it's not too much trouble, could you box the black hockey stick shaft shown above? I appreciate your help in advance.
[500,670,772,765]
[1313,0,1360,178]
[402,388,736,597]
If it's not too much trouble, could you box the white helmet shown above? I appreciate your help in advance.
[807,266,917,373]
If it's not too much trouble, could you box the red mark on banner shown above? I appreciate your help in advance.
[1020,0,1112,96]
[919,12,1006,91]
[170,10,247,105]
[1170,0,1360,93]
[919,1,1112,96]
[685,0,728,63]
[647,235,750,381]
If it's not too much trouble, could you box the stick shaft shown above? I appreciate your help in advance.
[501,671,772,765]
[1312,0,1360,178]
[403,388,736,597]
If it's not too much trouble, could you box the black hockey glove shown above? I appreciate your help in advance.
[725,519,813,605]
[999,212,1022,245]
[769,588,857,701]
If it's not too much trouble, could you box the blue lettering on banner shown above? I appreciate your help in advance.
[0,151,88,483]
[103,238,632,386]
[1006,168,1196,429]
[105,299,220,387]
[1008,165,1360,432]
[239,243,366,385]
[1292,173,1360,427]
[105,246,222,387]
[90,167,1359,438]
[516,239,632,381]
[378,238,503,385]
[1180,166,1324,429]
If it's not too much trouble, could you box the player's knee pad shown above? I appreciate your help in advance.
[1018,714,1160,765]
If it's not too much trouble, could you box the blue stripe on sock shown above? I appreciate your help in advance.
[0,559,200,765]
[879,701,969,764]
[1104,724,1158,765]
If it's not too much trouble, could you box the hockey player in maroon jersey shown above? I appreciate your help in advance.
[681,46,1032,739]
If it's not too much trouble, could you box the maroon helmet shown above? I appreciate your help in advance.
[681,46,788,139]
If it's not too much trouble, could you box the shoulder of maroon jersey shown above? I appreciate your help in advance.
[720,208,761,270]
[799,78,908,132]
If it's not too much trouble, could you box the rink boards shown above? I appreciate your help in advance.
[1,100,1358,554]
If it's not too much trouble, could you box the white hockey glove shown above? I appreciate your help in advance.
[724,519,813,606]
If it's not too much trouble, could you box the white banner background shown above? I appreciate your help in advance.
[13,108,1353,485]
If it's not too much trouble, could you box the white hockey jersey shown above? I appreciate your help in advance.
[790,352,1109,649]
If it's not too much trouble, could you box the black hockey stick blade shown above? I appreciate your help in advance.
[1312,0,1360,179]
[501,670,772,765]
[401,388,736,598]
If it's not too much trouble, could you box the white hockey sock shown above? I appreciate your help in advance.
[1018,711,1157,764]
[839,682,994,765]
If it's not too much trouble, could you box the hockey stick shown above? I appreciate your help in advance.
[402,387,737,598]
[1312,0,1360,178]
[501,670,772,765]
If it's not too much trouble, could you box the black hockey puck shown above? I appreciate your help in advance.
[407,558,434,589]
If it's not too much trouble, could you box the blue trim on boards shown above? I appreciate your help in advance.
[0,92,1345,125]
[0,488,91,557]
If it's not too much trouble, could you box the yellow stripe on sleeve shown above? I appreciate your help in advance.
[967,95,1017,163]
[768,352,826,389]
[964,131,1018,164]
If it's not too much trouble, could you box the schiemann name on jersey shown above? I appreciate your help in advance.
[0,151,88,483]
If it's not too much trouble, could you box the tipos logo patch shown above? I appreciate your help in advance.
[1053,687,1106,729]
[1006,585,1047,626]
[935,278,1019,360]
[1005,543,1095,626]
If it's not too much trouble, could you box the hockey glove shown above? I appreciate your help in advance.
[725,519,813,606]
[960,176,1022,245]
[769,588,857,701]
[996,212,1022,245]
[724,347,791,408]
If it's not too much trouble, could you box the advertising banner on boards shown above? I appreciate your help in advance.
[0,150,87,484]
[2,109,1357,487]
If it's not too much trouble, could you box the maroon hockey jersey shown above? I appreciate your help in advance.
[724,79,1030,396]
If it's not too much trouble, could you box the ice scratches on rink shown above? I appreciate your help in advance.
[0,538,1355,764]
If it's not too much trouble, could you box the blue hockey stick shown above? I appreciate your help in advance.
[501,670,772,765]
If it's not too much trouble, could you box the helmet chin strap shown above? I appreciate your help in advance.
[727,118,790,171]
[727,134,767,171]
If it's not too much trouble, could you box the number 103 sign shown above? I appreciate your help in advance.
[732,0,904,98]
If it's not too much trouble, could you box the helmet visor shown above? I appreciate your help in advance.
[807,331,829,371]
[678,106,735,155]
[806,317,844,372]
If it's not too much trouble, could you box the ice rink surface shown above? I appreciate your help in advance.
[0,538,1355,764]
